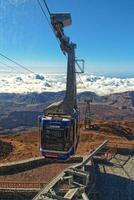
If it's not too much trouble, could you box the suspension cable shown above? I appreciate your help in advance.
[36,0,63,51]
[42,0,51,16]
[36,0,51,28]
[0,60,25,74]
[76,72,88,90]
[0,53,36,75]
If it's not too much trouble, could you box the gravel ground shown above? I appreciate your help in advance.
[0,163,70,182]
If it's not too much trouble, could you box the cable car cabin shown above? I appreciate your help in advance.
[39,110,80,160]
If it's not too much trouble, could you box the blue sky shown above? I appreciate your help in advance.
[0,0,134,75]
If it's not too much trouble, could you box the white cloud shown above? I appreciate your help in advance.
[0,73,134,95]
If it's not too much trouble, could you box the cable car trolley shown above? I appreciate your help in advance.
[39,11,84,160]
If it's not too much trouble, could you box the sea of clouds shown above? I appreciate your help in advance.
[0,73,134,95]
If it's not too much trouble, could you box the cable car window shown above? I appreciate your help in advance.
[45,129,63,138]
[41,126,72,152]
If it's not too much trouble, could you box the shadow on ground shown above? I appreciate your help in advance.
[95,166,134,200]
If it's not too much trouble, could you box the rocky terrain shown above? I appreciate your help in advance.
[0,91,133,131]
[0,91,133,200]
[0,121,133,200]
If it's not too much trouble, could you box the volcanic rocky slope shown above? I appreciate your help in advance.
[0,91,133,130]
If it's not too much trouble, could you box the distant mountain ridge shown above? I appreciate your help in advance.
[0,90,133,108]
[0,91,134,130]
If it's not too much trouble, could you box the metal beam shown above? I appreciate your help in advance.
[80,140,108,167]
[32,140,108,200]
[81,192,89,200]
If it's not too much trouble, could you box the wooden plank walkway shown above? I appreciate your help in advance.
[0,181,47,191]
